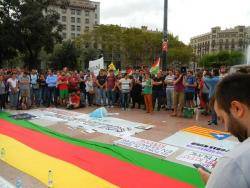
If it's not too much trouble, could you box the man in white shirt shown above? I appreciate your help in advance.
[119,73,131,110]
[198,74,250,188]
[7,72,19,108]
[164,70,175,110]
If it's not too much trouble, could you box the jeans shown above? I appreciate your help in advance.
[107,89,115,106]
[166,87,174,109]
[97,88,106,105]
[39,87,47,105]
[47,87,56,106]
[31,88,40,105]
[9,92,19,108]
[121,92,129,109]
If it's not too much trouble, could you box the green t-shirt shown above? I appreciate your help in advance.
[143,79,152,94]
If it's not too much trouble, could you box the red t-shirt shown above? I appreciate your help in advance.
[106,76,116,90]
[58,76,68,90]
[70,94,80,104]
[69,76,79,90]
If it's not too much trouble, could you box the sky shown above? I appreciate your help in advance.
[97,0,250,44]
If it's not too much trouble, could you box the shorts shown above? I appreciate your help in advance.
[60,90,69,99]
[185,92,194,101]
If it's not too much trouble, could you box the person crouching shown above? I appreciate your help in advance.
[67,91,80,110]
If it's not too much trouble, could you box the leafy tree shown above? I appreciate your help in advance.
[0,0,66,69]
[76,25,193,68]
[199,51,244,68]
[50,40,80,70]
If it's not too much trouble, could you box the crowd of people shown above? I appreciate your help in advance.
[0,66,229,125]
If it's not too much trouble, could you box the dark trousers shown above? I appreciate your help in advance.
[47,87,56,107]
[153,90,164,110]
[87,92,94,106]
[121,92,129,109]
[0,94,6,109]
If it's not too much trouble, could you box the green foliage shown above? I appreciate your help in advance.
[0,0,65,69]
[75,25,192,68]
[50,41,80,70]
[199,51,245,68]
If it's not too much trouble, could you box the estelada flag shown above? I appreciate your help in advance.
[150,58,161,75]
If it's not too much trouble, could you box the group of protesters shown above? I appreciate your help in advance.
[0,66,229,125]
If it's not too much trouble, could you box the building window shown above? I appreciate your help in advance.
[77,26,81,32]
[85,11,89,17]
[71,9,75,15]
[62,33,66,39]
[77,33,80,36]
[71,33,75,38]
[61,9,66,14]
[85,26,89,32]
[76,10,81,15]
[95,14,98,19]
[85,18,89,24]
[95,21,98,25]
[62,24,66,30]
[62,16,66,22]
[71,17,75,23]
[77,18,81,23]
[71,25,75,31]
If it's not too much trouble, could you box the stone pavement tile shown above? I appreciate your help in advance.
[0,161,45,188]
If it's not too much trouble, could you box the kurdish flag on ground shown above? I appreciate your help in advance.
[150,57,161,75]
[0,112,204,188]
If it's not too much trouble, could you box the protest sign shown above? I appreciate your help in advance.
[89,57,104,76]
[176,150,219,170]
[25,108,153,138]
[115,137,178,157]
[160,131,238,157]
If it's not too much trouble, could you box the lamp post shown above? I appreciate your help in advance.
[162,0,168,71]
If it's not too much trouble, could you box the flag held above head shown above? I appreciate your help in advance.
[150,58,161,75]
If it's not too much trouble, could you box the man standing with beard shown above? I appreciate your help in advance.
[198,73,250,188]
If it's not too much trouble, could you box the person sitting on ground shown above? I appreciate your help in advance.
[198,73,250,188]
[67,91,80,109]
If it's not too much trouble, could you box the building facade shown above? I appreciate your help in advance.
[49,0,100,40]
[190,26,250,59]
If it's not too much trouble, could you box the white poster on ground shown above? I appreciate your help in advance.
[89,57,104,76]
[25,108,153,138]
[160,131,238,157]
[115,137,178,157]
[176,150,219,170]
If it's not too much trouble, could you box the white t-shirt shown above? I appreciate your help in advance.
[165,75,175,88]
[7,78,19,92]
[119,78,131,93]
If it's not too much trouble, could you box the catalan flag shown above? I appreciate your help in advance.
[183,126,231,140]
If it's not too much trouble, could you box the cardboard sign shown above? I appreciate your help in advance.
[115,137,178,157]
[176,150,218,170]
[160,131,238,157]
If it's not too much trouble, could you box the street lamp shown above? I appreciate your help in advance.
[162,0,168,71]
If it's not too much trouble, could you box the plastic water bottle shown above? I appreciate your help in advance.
[48,170,53,188]
[16,177,22,188]
[195,108,200,121]
[0,148,5,160]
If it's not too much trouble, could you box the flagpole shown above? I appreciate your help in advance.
[162,0,168,71]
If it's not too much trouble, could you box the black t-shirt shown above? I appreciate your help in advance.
[97,75,107,86]
[153,77,164,91]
